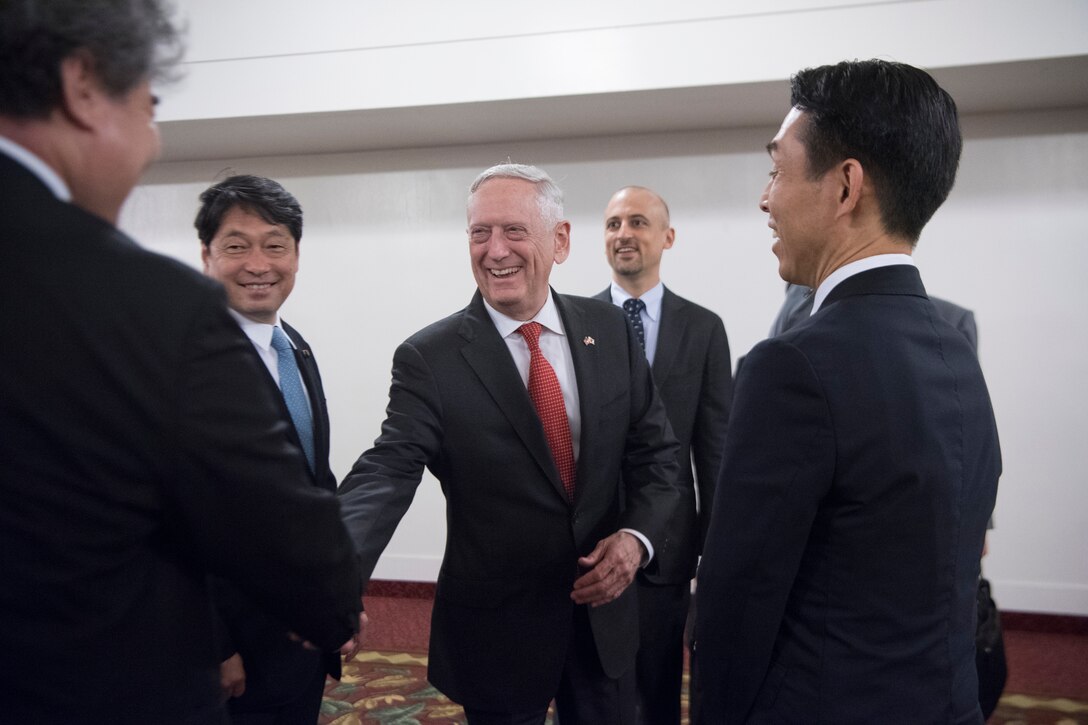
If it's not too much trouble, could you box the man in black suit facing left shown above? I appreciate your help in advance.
[197,175,343,724]
[0,4,360,724]
[339,163,681,724]
[694,60,1001,724]
[593,186,731,725]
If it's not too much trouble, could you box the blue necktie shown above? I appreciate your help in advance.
[623,297,646,351]
[270,326,315,473]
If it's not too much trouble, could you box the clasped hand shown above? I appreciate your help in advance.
[571,531,645,607]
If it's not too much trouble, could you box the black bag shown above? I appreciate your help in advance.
[976,576,1008,718]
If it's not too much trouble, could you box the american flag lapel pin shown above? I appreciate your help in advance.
[583,336,595,346]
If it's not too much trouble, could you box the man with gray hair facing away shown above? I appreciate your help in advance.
[0,4,361,723]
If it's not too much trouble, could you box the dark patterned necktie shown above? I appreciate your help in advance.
[517,322,576,501]
[623,297,646,351]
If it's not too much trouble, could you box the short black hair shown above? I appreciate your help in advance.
[0,0,182,118]
[195,175,303,247]
[790,59,962,243]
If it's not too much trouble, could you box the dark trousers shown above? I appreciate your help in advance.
[227,663,328,725]
[463,605,635,725]
[634,579,690,725]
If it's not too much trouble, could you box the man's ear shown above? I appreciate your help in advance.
[57,50,104,131]
[553,220,572,264]
[834,158,865,218]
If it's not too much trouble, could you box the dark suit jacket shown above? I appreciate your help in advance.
[339,290,681,711]
[595,286,732,583]
[214,321,342,709]
[0,152,360,725]
[695,266,1001,724]
[771,282,979,351]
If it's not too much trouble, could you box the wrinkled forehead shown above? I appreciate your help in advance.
[467,178,553,224]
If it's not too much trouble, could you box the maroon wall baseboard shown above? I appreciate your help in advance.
[365,581,1088,635]
[367,580,437,599]
[1002,611,1088,635]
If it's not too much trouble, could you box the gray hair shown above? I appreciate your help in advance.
[0,0,183,118]
[469,163,564,223]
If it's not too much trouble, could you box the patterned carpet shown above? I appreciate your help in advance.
[320,651,556,724]
[320,650,1088,725]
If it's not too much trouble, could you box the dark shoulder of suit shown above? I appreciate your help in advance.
[1,157,360,724]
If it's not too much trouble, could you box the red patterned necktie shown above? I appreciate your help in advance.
[517,322,576,501]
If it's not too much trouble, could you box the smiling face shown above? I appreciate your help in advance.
[467,177,570,321]
[603,187,674,287]
[760,107,840,287]
[201,205,300,323]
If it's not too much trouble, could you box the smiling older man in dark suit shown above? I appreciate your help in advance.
[339,163,680,725]
[694,60,1001,724]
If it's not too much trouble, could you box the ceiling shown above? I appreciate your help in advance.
[158,55,1088,163]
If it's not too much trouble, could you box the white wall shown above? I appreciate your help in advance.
[114,0,1088,615]
[123,106,1088,615]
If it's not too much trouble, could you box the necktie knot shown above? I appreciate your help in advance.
[517,321,543,349]
[622,298,646,351]
[270,325,292,352]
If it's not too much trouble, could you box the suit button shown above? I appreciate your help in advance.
[571,513,579,525]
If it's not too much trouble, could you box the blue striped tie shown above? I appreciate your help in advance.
[270,326,315,473]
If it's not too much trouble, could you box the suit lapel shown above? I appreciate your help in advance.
[458,293,568,501]
[555,293,601,507]
[652,286,685,383]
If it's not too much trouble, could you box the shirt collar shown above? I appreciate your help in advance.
[608,280,664,322]
[482,291,567,339]
[811,254,915,315]
[0,135,72,201]
[228,307,283,352]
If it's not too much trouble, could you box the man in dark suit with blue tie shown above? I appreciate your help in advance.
[197,175,342,725]
[0,4,360,724]
[593,186,732,725]
[694,59,1001,724]
[338,163,681,724]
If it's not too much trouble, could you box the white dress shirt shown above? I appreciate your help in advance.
[0,135,71,201]
[228,309,313,418]
[482,293,653,562]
